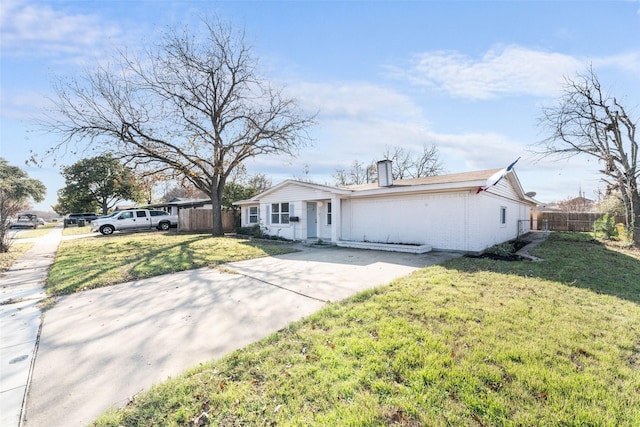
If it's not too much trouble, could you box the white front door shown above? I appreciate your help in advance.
[306,202,317,238]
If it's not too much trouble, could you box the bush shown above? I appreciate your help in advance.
[236,224,291,242]
[485,242,515,257]
[236,224,264,238]
[615,223,634,246]
[595,214,618,240]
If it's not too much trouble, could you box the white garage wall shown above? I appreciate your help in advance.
[341,192,470,250]
[468,192,526,251]
[341,186,531,252]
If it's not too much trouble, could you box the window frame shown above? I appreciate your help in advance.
[271,202,290,225]
[248,206,259,224]
[500,206,507,226]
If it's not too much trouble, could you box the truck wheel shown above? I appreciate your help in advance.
[100,225,115,235]
[158,221,170,231]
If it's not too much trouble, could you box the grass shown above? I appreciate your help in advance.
[61,225,93,236]
[46,233,296,295]
[0,243,34,272]
[92,233,640,426]
[13,224,56,239]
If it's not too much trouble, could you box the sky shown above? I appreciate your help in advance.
[1,0,639,212]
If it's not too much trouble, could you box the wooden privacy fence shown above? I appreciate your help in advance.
[536,212,626,232]
[179,209,236,233]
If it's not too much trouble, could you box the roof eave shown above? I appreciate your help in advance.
[350,180,487,197]
[245,179,351,201]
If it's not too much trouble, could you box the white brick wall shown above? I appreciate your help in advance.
[242,179,532,252]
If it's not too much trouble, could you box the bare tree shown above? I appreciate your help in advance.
[40,17,314,235]
[414,143,445,177]
[382,146,413,180]
[382,144,444,180]
[332,168,350,186]
[334,143,444,185]
[226,163,272,193]
[349,160,370,184]
[245,173,272,193]
[537,67,639,245]
[333,160,375,186]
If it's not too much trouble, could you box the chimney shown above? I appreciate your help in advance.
[377,160,393,187]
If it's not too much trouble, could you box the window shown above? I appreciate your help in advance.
[119,212,133,220]
[248,206,259,224]
[271,203,290,224]
[136,211,147,218]
[500,207,507,225]
[327,202,332,225]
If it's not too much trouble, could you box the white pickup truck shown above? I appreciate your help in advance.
[91,209,178,235]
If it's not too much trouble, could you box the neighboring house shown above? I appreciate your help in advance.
[540,196,597,214]
[234,161,538,253]
[146,197,236,232]
[146,198,212,215]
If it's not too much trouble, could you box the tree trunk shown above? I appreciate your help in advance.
[209,176,228,236]
[209,193,224,236]
[631,189,640,246]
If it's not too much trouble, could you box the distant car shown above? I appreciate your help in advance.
[9,214,40,229]
[65,213,99,226]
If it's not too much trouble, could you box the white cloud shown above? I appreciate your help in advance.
[262,77,601,201]
[251,80,439,180]
[0,0,125,59]
[289,81,435,156]
[593,51,640,74]
[289,81,426,123]
[274,80,535,177]
[391,45,585,100]
[0,90,55,120]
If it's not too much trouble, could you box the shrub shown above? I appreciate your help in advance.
[485,242,515,257]
[615,223,633,246]
[236,224,290,242]
[236,224,264,238]
[594,214,618,240]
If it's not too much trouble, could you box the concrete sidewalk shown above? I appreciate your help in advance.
[22,243,459,426]
[1,225,63,427]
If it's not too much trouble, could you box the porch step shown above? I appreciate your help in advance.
[336,241,432,254]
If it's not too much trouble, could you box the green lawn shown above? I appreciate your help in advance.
[61,224,93,236]
[13,222,57,239]
[47,233,296,295]
[92,233,640,426]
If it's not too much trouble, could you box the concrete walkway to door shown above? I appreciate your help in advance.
[23,244,460,427]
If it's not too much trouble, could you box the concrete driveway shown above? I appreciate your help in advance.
[23,245,459,426]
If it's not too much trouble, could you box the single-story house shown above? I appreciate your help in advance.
[234,160,538,253]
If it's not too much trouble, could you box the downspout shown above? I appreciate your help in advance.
[465,191,470,251]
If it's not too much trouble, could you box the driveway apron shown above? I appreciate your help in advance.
[23,245,459,426]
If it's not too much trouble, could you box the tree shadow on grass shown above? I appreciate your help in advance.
[445,233,640,305]
[47,234,299,295]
